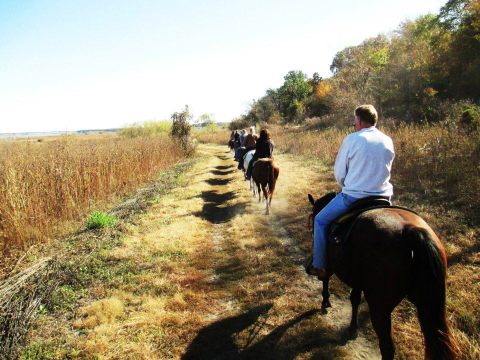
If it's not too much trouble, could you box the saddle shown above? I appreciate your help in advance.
[328,196,392,245]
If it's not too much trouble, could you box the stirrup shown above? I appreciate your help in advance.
[304,254,313,274]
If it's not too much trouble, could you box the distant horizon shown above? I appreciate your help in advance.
[0,119,231,137]
[0,0,446,133]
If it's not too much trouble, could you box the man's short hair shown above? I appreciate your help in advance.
[355,105,378,125]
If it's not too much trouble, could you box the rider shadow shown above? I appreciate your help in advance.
[194,190,246,224]
[217,155,230,160]
[182,304,273,360]
[205,178,233,186]
[182,305,348,359]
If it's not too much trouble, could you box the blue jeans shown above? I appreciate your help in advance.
[313,192,358,269]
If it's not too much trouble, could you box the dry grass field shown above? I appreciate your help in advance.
[0,133,186,274]
[0,122,475,359]
[21,145,380,359]
[16,140,477,359]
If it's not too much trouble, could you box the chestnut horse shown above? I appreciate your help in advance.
[252,159,279,215]
[307,192,458,360]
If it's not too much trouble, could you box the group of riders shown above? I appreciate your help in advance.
[230,127,274,180]
[230,105,395,281]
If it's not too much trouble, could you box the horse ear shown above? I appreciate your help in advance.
[308,194,315,205]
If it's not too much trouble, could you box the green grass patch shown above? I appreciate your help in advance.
[86,211,118,229]
[20,340,78,360]
[47,285,82,312]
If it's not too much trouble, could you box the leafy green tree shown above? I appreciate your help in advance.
[438,0,470,30]
[439,0,480,100]
[277,71,313,122]
[328,35,390,121]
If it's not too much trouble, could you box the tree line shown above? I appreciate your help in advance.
[231,0,480,130]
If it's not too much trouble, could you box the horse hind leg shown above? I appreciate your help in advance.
[348,288,361,338]
[262,185,268,205]
[265,192,270,215]
[321,278,332,310]
[367,302,395,360]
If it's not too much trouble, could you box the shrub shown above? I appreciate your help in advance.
[460,103,480,133]
[170,106,195,156]
[85,211,118,229]
[120,121,172,138]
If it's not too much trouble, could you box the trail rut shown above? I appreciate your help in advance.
[183,144,381,359]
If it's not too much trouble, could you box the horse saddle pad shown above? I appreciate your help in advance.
[328,196,392,245]
[253,158,272,166]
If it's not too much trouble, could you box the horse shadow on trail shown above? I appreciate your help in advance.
[194,190,246,224]
[211,169,235,176]
[205,178,233,186]
[182,304,349,360]
[215,165,234,170]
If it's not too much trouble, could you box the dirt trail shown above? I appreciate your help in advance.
[181,144,381,359]
[24,144,381,359]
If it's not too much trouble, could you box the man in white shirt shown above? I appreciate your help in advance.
[307,105,395,279]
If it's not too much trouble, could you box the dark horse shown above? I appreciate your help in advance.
[252,159,279,215]
[308,192,458,360]
[228,139,235,152]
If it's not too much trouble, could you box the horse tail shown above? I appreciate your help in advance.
[267,160,277,196]
[406,227,458,360]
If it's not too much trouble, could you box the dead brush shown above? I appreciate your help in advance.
[0,258,58,360]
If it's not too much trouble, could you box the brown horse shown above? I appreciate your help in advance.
[252,159,279,215]
[307,192,458,360]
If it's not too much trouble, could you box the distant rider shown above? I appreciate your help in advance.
[238,127,257,170]
[245,128,274,180]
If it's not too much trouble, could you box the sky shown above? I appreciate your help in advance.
[0,0,447,133]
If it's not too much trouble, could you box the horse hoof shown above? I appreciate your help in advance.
[321,300,332,309]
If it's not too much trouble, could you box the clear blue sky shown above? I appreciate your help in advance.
[0,0,446,133]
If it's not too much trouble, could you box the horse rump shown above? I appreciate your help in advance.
[252,159,279,208]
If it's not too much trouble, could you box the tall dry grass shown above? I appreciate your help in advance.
[0,134,185,264]
[193,127,230,145]
[270,124,479,219]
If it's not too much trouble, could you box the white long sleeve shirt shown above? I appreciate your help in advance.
[334,127,395,198]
